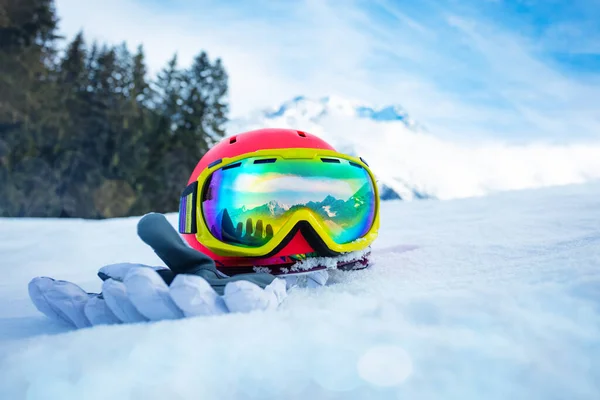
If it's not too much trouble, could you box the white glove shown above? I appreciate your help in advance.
[283,269,329,289]
[28,263,288,329]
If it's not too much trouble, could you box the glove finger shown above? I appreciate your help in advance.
[306,270,329,288]
[280,270,329,290]
[28,277,92,329]
[98,263,169,282]
[102,279,149,323]
[169,274,228,317]
[84,295,121,326]
[28,277,76,328]
[223,280,280,313]
[123,267,184,321]
[264,278,288,304]
[282,274,300,290]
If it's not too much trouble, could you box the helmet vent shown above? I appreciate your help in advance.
[222,162,242,170]
[229,136,237,144]
[253,158,277,164]
[296,131,307,137]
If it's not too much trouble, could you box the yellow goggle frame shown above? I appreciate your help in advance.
[179,148,380,258]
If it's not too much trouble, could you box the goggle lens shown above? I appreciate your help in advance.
[201,156,376,248]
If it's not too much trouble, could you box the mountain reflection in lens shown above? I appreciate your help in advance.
[202,158,376,248]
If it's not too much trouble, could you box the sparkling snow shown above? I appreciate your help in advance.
[1,182,600,399]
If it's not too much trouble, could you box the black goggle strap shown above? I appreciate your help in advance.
[178,181,198,234]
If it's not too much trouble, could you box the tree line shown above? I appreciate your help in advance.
[0,0,229,218]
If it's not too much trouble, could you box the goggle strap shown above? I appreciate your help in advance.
[178,181,198,234]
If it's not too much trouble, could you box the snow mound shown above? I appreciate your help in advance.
[1,182,600,399]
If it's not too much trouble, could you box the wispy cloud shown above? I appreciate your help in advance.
[54,0,600,143]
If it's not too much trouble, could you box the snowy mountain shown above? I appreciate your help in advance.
[229,96,430,201]
[228,96,600,201]
[231,200,289,219]
[2,182,599,398]
[266,200,289,215]
[213,189,373,242]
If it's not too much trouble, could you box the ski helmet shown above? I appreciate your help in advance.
[178,128,380,275]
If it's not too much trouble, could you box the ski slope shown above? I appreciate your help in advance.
[1,182,599,399]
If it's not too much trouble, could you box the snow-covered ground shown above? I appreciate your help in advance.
[230,96,600,201]
[1,182,599,399]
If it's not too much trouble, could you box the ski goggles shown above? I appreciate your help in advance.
[179,148,380,258]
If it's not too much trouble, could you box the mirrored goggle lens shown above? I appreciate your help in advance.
[201,156,376,248]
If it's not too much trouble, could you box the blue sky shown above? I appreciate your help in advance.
[54,0,600,143]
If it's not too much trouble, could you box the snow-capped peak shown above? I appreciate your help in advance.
[228,95,430,201]
[227,95,600,203]
[267,200,289,215]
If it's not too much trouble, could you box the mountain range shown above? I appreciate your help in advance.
[211,183,375,243]
[228,96,432,201]
[227,95,600,202]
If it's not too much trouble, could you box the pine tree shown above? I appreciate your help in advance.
[0,0,61,217]
[0,0,230,218]
[140,54,185,212]
[54,31,90,216]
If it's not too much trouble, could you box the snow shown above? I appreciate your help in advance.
[1,182,599,399]
[229,96,600,201]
